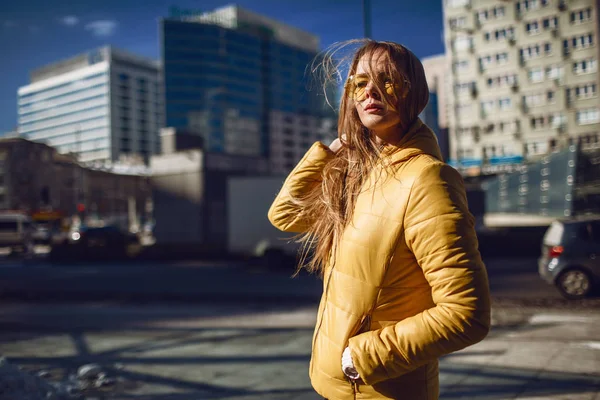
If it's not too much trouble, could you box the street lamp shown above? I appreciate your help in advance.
[363,0,372,38]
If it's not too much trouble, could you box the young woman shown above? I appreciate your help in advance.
[268,40,491,400]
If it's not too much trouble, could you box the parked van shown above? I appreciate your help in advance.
[0,212,34,255]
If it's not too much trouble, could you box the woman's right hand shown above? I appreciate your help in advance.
[329,135,346,154]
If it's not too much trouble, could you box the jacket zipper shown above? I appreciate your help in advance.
[310,239,338,377]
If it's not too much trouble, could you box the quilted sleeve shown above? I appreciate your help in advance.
[268,141,335,233]
[348,162,491,385]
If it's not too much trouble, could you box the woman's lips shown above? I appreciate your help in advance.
[364,105,384,114]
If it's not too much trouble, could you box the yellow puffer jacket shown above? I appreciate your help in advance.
[268,119,491,400]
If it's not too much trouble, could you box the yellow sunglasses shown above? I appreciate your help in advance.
[345,73,399,101]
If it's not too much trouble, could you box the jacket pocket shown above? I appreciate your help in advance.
[350,314,372,338]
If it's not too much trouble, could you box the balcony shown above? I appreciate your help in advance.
[519,55,526,67]
[558,0,567,11]
[566,95,573,109]
[470,86,478,98]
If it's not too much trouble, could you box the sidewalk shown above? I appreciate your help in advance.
[440,308,600,399]
[0,303,598,399]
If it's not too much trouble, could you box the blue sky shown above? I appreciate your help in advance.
[0,0,445,133]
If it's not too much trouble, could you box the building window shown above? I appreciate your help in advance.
[455,81,476,95]
[542,16,558,29]
[498,98,512,110]
[574,84,597,99]
[481,100,495,114]
[576,109,600,125]
[454,35,473,51]
[449,16,467,29]
[547,91,555,103]
[526,141,548,156]
[529,67,544,83]
[571,8,593,24]
[477,10,489,22]
[493,6,505,18]
[520,45,541,60]
[487,74,517,88]
[493,27,514,41]
[549,114,566,128]
[545,66,563,80]
[531,116,545,129]
[453,60,469,72]
[526,21,540,34]
[544,43,552,54]
[570,34,594,50]
[524,93,544,107]
[496,52,508,64]
[447,0,469,8]
[455,103,473,116]
[573,59,598,75]
[483,32,491,42]
[518,0,548,12]
[480,55,492,70]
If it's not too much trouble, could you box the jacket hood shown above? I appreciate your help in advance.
[382,118,443,164]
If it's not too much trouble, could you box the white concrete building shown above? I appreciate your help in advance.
[444,0,600,176]
[18,47,164,165]
[268,112,337,173]
[422,54,451,130]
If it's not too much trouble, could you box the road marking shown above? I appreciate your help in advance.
[528,313,594,325]
[580,341,600,350]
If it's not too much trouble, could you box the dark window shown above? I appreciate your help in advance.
[589,221,600,242]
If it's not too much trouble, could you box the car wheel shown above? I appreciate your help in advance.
[556,268,593,300]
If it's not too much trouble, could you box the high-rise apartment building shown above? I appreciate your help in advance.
[444,0,600,176]
[160,5,337,174]
[422,54,452,161]
[18,47,164,165]
[422,54,451,130]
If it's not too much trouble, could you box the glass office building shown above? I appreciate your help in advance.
[18,47,163,165]
[161,5,337,172]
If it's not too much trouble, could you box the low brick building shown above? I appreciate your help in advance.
[0,138,151,229]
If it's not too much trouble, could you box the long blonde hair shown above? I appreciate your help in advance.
[294,39,430,276]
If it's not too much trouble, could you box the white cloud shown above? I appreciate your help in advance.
[85,20,117,37]
[60,16,79,26]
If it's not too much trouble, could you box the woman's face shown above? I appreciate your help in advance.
[351,52,402,143]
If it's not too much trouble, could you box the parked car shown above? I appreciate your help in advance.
[538,217,600,299]
[0,212,34,255]
[51,225,141,261]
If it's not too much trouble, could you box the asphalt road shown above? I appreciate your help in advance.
[0,252,585,305]
[1,252,599,399]
[1,301,598,399]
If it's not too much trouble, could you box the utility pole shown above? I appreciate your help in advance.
[363,0,371,38]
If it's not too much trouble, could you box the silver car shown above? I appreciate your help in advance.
[538,217,600,299]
